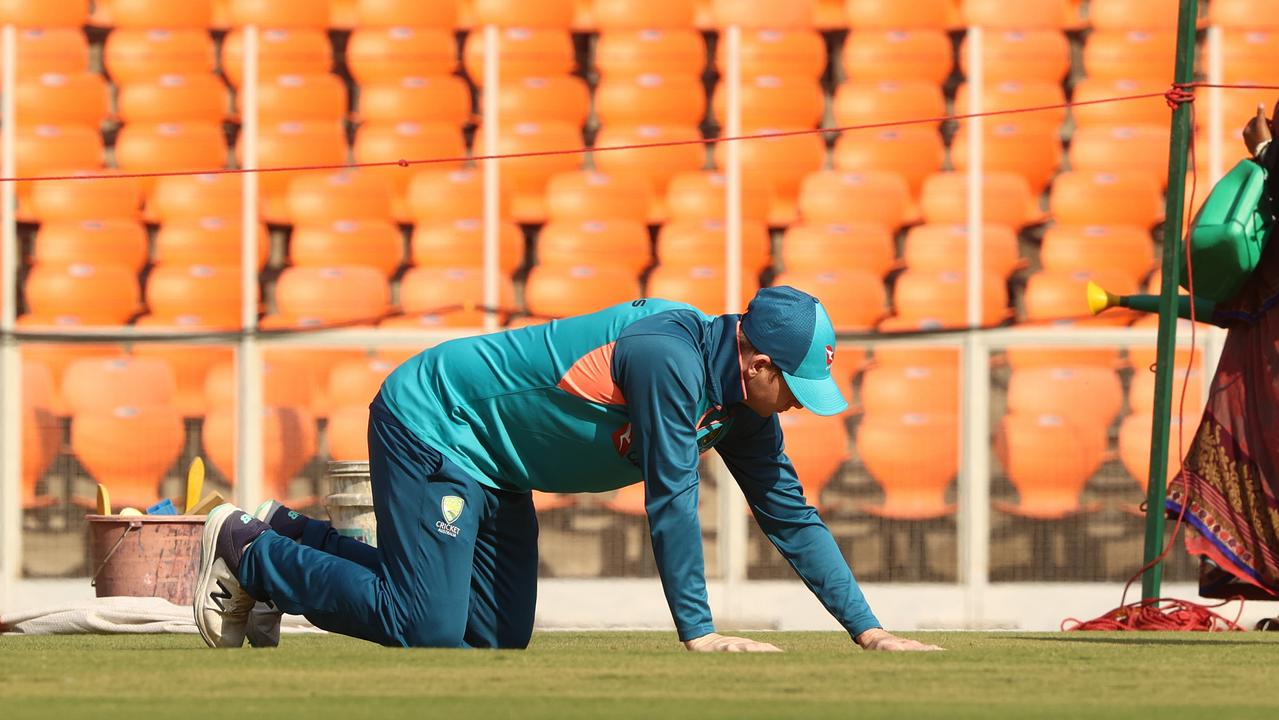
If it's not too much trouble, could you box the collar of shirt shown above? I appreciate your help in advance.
[703,313,747,410]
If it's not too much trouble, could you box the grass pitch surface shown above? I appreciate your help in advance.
[1,631,1275,719]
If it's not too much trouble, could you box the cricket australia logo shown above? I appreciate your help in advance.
[436,495,465,538]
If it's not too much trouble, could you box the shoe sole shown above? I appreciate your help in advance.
[194,503,237,649]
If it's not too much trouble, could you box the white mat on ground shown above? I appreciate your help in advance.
[0,596,325,635]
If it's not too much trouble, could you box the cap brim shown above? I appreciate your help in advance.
[782,371,848,417]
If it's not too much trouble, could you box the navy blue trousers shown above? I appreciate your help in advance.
[238,393,539,648]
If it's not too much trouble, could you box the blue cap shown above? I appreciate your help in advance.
[740,286,848,416]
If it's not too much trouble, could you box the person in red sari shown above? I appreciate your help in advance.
[1169,101,1279,610]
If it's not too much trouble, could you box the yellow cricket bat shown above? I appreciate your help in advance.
[184,457,205,514]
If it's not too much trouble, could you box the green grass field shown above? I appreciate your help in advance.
[2,631,1275,719]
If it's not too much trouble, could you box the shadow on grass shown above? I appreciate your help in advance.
[1006,634,1265,646]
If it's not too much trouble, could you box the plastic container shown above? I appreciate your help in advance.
[325,492,376,546]
[1183,158,1276,302]
[328,460,371,496]
[87,514,204,605]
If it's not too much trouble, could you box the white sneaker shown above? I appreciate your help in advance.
[245,500,286,648]
[193,504,268,648]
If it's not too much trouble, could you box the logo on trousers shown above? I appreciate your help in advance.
[436,495,465,538]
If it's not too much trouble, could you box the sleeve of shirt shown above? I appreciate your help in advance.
[715,410,882,639]
[612,333,715,642]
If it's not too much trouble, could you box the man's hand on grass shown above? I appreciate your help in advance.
[856,628,943,652]
[684,632,782,653]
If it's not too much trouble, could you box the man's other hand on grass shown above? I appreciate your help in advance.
[856,628,943,652]
[684,632,783,653]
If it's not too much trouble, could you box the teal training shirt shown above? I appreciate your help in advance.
[379,299,881,641]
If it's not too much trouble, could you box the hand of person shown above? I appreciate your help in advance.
[1243,103,1273,157]
[855,628,944,652]
[683,632,783,653]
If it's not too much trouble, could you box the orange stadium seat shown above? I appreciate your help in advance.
[1048,171,1163,227]
[205,357,311,411]
[115,123,228,194]
[538,220,652,274]
[814,0,847,29]
[596,74,705,127]
[798,170,912,228]
[357,76,470,127]
[61,355,177,415]
[1002,347,1122,371]
[145,263,245,327]
[1,28,89,78]
[950,122,1062,196]
[594,29,704,78]
[476,122,583,223]
[869,346,959,369]
[545,171,651,224]
[710,0,814,29]
[1210,0,1279,30]
[714,28,827,79]
[23,263,139,326]
[780,222,896,277]
[327,356,395,410]
[21,344,121,415]
[14,125,104,192]
[773,268,889,331]
[714,130,827,226]
[72,404,185,510]
[524,264,642,317]
[407,169,512,224]
[14,72,108,128]
[1039,225,1154,284]
[920,171,1042,228]
[880,269,1009,330]
[463,29,576,84]
[227,0,328,27]
[593,125,707,222]
[954,81,1066,131]
[1118,413,1200,493]
[271,266,390,326]
[645,264,759,314]
[1007,365,1124,429]
[857,413,958,520]
[34,220,147,273]
[1070,78,1168,129]
[201,404,318,500]
[287,169,394,224]
[993,413,1105,520]
[962,0,1077,29]
[1068,125,1170,189]
[355,0,457,28]
[602,483,646,516]
[655,218,771,274]
[663,171,770,224]
[410,219,525,273]
[859,359,959,416]
[116,74,228,125]
[146,173,241,222]
[248,122,349,222]
[155,217,270,269]
[712,75,825,129]
[222,29,333,89]
[104,30,216,85]
[832,126,945,199]
[108,0,213,27]
[959,29,1070,83]
[1220,30,1279,83]
[593,0,696,29]
[1128,363,1204,418]
[901,223,1023,278]
[1023,268,1139,326]
[1082,30,1175,82]
[776,410,849,510]
[832,80,946,128]
[392,267,518,327]
[327,404,371,462]
[844,0,953,29]
[355,122,465,221]
[131,343,233,418]
[28,173,142,223]
[255,73,347,125]
[290,220,403,277]
[495,76,590,127]
[470,0,574,27]
[1087,0,1177,30]
[842,30,951,84]
[347,28,456,84]
[0,0,88,27]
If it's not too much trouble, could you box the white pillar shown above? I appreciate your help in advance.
[236,25,265,509]
[482,25,500,333]
[0,22,19,605]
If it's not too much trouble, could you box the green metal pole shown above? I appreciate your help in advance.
[1142,0,1200,601]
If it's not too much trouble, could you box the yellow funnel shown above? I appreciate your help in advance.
[1085,280,1118,316]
